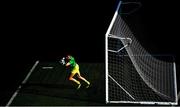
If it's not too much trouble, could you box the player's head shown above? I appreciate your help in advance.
[66,55,72,60]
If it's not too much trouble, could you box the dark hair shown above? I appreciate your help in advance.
[65,55,72,62]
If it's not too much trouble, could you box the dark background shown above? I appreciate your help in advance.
[1,0,179,105]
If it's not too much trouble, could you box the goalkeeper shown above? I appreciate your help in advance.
[61,55,90,89]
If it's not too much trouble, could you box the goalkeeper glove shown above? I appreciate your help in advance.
[60,57,66,65]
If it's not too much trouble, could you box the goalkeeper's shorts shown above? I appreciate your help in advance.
[71,64,80,74]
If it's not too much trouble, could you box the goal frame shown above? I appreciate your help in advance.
[105,0,178,105]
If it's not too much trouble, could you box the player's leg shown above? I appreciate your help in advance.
[69,72,80,85]
[69,70,81,89]
[75,64,90,88]
[76,69,90,88]
[77,73,90,85]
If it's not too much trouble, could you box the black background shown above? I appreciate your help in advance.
[1,0,179,105]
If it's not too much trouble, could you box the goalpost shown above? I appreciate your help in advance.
[105,1,178,105]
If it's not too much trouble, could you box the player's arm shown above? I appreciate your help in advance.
[66,58,73,66]
[66,62,70,66]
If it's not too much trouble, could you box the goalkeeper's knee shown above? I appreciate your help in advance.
[69,77,73,81]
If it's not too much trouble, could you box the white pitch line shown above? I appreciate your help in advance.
[109,101,177,105]
[6,60,39,107]
[42,66,54,69]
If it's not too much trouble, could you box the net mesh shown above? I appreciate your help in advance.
[106,1,177,104]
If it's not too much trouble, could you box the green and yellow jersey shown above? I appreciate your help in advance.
[66,56,79,72]
[68,56,76,68]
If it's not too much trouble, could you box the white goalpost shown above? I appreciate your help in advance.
[105,1,178,105]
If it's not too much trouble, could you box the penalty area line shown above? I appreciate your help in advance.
[5,60,39,107]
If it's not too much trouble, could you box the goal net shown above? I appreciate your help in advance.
[105,1,178,105]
